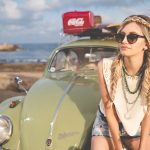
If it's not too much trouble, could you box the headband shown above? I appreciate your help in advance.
[123,16,150,28]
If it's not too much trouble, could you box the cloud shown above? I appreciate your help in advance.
[25,0,49,11]
[48,0,149,8]
[0,0,22,19]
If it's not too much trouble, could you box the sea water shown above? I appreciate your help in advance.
[0,43,59,64]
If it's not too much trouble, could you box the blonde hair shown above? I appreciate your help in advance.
[110,54,122,101]
[110,15,150,106]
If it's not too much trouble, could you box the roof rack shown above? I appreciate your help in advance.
[77,25,119,39]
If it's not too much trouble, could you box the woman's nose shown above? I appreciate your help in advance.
[122,36,128,43]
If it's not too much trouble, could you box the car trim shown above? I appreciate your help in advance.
[46,74,80,147]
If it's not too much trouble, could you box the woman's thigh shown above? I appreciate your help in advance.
[144,135,150,150]
[91,136,114,150]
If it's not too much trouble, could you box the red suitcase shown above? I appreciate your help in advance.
[62,11,94,35]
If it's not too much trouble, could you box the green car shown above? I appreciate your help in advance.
[0,37,117,150]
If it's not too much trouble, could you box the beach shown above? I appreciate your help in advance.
[0,63,46,102]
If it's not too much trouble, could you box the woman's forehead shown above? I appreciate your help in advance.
[121,22,143,34]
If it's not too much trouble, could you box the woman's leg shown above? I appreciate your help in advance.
[143,135,150,150]
[91,136,114,150]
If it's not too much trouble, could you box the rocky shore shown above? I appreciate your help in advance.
[0,43,20,51]
[0,63,46,102]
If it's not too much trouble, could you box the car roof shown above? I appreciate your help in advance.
[57,38,118,49]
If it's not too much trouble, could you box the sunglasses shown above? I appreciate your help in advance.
[115,32,145,44]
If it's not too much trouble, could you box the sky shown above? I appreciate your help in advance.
[0,0,149,43]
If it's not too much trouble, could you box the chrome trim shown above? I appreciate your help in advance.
[46,75,79,147]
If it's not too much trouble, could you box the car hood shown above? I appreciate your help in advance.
[20,74,100,150]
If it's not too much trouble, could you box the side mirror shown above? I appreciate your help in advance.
[15,76,28,94]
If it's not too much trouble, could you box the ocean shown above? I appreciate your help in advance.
[0,43,59,64]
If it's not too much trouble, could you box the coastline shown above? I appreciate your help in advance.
[0,63,46,102]
[0,44,19,51]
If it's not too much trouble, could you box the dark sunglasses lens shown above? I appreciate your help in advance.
[127,34,138,44]
[115,33,125,43]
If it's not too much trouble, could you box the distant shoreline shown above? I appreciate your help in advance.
[0,44,20,51]
[0,43,57,64]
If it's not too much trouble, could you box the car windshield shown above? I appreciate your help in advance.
[49,47,117,72]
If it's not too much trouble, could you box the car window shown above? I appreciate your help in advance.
[50,51,66,72]
[50,50,79,72]
[49,47,117,72]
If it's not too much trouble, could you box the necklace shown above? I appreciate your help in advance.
[122,67,143,94]
[122,60,144,77]
[122,72,141,104]
[121,69,142,119]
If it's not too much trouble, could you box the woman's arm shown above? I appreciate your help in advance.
[98,60,123,150]
[139,106,150,150]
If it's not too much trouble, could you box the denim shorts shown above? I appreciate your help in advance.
[92,107,141,139]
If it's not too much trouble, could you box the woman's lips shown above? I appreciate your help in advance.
[120,45,130,50]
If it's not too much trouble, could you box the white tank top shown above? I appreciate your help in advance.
[100,57,147,136]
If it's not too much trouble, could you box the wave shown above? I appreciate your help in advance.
[0,58,47,64]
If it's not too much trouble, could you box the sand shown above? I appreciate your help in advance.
[0,63,46,102]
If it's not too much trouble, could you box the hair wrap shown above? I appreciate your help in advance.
[123,16,150,28]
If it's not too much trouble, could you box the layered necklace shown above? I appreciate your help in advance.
[121,60,145,119]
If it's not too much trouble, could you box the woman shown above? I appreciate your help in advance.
[91,15,150,150]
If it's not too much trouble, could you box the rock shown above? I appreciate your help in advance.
[0,43,20,51]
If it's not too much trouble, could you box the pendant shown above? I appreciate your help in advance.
[124,113,132,120]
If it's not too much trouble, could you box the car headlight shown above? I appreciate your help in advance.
[0,115,13,145]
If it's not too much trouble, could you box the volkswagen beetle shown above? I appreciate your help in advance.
[0,11,118,150]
